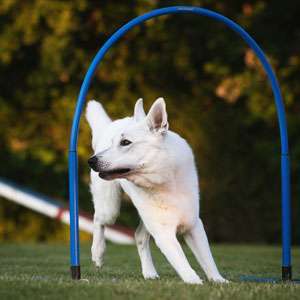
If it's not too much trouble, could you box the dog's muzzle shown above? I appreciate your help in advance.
[88,156,131,180]
[88,156,98,171]
[98,168,131,180]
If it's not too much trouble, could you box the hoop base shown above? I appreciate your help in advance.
[282,266,292,281]
[71,265,81,280]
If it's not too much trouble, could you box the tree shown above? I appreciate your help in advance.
[0,0,299,243]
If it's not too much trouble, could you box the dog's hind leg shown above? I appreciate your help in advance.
[90,171,121,268]
[135,220,159,279]
[184,218,228,283]
[153,229,202,284]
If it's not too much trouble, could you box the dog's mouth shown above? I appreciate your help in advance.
[98,168,132,180]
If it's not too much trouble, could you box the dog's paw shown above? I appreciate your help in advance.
[183,274,203,285]
[210,276,229,284]
[143,271,160,280]
[92,251,104,268]
[91,246,104,268]
[92,256,104,268]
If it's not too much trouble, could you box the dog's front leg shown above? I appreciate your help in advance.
[184,218,228,283]
[90,175,121,268]
[135,220,159,279]
[153,230,202,284]
[91,215,106,268]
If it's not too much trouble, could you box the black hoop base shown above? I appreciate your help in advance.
[282,266,292,281]
[71,265,81,280]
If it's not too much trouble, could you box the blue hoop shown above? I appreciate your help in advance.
[69,6,291,280]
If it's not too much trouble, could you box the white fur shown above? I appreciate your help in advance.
[86,98,227,284]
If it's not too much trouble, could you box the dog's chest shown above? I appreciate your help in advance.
[137,190,197,231]
[121,180,198,232]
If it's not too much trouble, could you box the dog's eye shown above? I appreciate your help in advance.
[120,139,132,146]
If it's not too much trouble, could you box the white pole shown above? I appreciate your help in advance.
[0,179,134,244]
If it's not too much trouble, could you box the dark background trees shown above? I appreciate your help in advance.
[0,0,299,243]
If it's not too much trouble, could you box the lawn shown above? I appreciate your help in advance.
[0,243,299,300]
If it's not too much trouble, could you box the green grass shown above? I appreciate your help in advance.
[0,243,299,300]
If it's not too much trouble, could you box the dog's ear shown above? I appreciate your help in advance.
[146,97,169,134]
[134,98,146,122]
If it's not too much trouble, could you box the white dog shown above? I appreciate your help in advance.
[86,97,227,284]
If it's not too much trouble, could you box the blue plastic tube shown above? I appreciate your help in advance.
[69,6,291,280]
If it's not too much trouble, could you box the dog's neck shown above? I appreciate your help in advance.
[126,162,197,197]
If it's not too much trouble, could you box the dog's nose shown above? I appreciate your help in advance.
[88,156,98,168]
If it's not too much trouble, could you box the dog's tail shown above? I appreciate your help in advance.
[86,100,111,151]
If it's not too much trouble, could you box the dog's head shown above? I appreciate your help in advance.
[88,98,170,185]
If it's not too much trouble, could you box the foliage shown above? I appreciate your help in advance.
[0,0,300,242]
